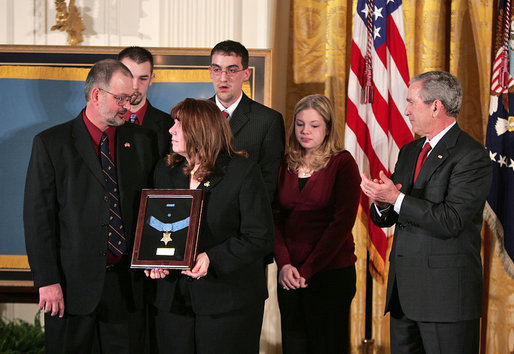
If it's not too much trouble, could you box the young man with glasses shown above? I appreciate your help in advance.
[118,46,173,157]
[24,59,159,353]
[152,38,284,354]
[209,40,285,202]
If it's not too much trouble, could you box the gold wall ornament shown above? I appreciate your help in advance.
[50,0,85,46]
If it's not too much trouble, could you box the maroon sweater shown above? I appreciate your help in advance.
[273,151,361,280]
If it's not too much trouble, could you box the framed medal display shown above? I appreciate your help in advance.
[131,189,205,269]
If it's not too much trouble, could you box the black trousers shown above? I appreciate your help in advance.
[389,282,480,354]
[277,265,356,354]
[154,302,264,354]
[44,267,145,354]
[154,275,264,354]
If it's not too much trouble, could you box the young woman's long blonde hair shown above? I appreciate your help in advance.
[286,94,343,173]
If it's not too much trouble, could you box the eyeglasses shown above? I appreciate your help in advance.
[209,65,245,78]
[99,88,138,106]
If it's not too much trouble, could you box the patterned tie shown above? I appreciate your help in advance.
[129,113,138,124]
[413,143,432,182]
[100,133,127,256]
[222,110,230,119]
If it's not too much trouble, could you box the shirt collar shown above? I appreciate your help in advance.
[424,121,456,150]
[82,109,117,158]
[125,99,149,125]
[215,92,243,118]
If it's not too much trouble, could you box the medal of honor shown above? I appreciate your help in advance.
[161,232,172,245]
[147,216,190,246]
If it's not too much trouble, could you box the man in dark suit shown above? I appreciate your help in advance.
[360,71,492,353]
[24,59,159,353]
[118,46,173,157]
[209,40,285,201]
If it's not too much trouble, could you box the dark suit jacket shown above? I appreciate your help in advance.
[141,100,173,157]
[211,93,285,201]
[24,114,160,315]
[370,124,492,322]
[152,153,274,315]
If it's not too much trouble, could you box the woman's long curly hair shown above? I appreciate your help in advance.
[166,98,246,181]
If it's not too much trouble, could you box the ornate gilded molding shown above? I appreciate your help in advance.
[50,0,85,46]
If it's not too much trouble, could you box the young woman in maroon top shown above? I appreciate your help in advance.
[273,94,361,354]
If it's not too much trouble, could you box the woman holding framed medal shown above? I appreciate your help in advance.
[273,94,361,354]
[145,98,274,354]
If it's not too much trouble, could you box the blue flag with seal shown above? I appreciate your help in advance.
[485,0,514,277]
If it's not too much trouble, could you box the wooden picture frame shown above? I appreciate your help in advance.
[131,189,205,270]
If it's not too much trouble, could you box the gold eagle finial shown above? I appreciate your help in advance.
[51,0,85,46]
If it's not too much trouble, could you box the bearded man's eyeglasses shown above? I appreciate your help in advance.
[99,88,138,106]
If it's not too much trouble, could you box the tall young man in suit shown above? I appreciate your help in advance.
[118,46,173,157]
[24,59,159,353]
[360,71,492,353]
[209,40,285,201]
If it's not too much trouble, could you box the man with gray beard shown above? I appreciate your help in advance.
[24,59,159,353]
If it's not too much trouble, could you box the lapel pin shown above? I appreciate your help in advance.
[124,142,131,148]
[203,181,210,187]
[438,155,443,159]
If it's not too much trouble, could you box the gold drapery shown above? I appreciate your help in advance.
[281,0,514,353]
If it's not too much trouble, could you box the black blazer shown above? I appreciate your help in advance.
[152,153,274,315]
[211,93,285,201]
[370,124,492,322]
[141,101,173,157]
[23,114,160,315]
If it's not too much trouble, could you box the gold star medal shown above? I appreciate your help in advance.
[160,232,172,245]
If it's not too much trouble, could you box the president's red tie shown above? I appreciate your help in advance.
[413,143,431,182]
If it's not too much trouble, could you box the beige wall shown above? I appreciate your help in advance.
[0,0,275,48]
[0,302,39,324]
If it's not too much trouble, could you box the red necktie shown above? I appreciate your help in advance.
[413,143,432,182]
[222,110,229,119]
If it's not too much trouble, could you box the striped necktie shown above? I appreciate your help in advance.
[100,133,127,256]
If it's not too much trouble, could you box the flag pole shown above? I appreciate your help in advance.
[362,1,375,351]
[361,252,374,354]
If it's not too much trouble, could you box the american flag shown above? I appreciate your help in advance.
[484,0,514,278]
[344,0,413,282]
